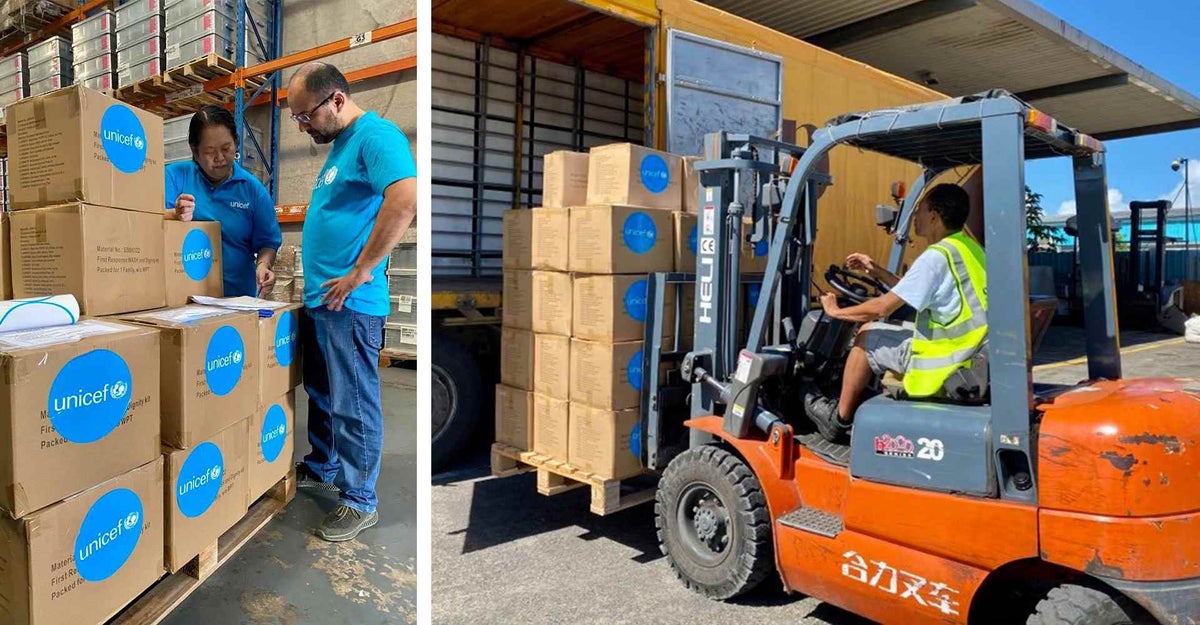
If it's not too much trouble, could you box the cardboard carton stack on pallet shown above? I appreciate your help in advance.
[499,144,684,482]
[0,85,301,625]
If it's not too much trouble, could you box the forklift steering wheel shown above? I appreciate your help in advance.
[824,264,890,305]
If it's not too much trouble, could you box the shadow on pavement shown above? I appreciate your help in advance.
[1034,324,1174,366]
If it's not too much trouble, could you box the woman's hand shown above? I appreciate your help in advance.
[174,194,196,222]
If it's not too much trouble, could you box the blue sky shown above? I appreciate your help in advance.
[1026,0,1200,217]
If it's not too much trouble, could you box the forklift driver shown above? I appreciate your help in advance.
[805,183,988,442]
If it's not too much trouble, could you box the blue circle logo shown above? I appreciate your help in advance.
[181,228,214,281]
[204,325,245,396]
[639,154,670,194]
[48,349,132,444]
[177,442,224,518]
[260,404,288,463]
[100,104,147,174]
[74,488,143,582]
[274,310,297,367]
[688,224,697,255]
[627,348,644,392]
[754,238,768,257]
[623,279,648,323]
[629,420,642,460]
[622,212,657,255]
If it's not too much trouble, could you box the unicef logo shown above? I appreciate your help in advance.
[627,349,644,392]
[260,404,288,463]
[274,310,297,367]
[324,166,338,186]
[639,154,670,194]
[688,224,698,255]
[99,104,147,174]
[177,442,224,519]
[622,212,657,255]
[623,279,649,323]
[754,238,768,258]
[628,420,642,460]
[74,488,143,582]
[204,325,245,396]
[48,350,133,444]
[181,228,215,281]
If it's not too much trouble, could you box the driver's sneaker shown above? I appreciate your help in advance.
[804,392,852,443]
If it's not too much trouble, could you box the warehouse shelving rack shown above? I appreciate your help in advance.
[0,0,416,223]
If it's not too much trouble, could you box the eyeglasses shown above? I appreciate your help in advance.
[291,91,337,123]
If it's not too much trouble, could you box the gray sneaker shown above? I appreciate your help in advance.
[804,391,852,443]
[296,463,339,493]
[316,504,379,542]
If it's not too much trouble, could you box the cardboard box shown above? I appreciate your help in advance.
[570,339,644,410]
[586,144,681,210]
[531,271,571,336]
[568,403,642,480]
[502,209,570,271]
[258,303,302,404]
[532,394,569,459]
[0,213,10,299]
[682,156,700,213]
[533,333,570,401]
[7,85,165,213]
[164,220,223,307]
[164,419,249,573]
[248,391,294,503]
[120,306,259,449]
[573,274,675,342]
[0,319,161,519]
[500,327,534,391]
[501,270,532,330]
[543,151,589,208]
[742,236,770,273]
[674,212,697,272]
[0,457,164,625]
[494,385,532,450]
[10,203,166,316]
[568,205,674,274]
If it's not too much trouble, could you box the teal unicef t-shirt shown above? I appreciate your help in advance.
[302,112,416,316]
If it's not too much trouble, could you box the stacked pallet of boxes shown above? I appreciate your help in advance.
[498,145,679,482]
[0,85,168,625]
[0,51,26,120]
[384,228,418,351]
[116,0,165,88]
[27,36,71,96]
[268,243,298,303]
[71,9,117,91]
[165,0,274,70]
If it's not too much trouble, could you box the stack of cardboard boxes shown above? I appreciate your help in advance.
[0,85,301,625]
[498,144,687,482]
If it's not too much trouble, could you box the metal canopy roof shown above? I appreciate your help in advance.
[698,0,1200,140]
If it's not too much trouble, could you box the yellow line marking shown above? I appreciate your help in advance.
[1034,337,1187,371]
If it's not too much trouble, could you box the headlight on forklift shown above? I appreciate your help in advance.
[1026,108,1058,134]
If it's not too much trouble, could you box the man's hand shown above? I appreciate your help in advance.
[174,194,196,222]
[820,292,839,316]
[320,267,373,312]
[256,263,276,296]
[845,252,875,273]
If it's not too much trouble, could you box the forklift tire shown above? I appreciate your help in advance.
[656,445,774,601]
[431,334,482,473]
[1027,585,1148,625]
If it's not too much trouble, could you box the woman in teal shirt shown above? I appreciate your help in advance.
[166,106,283,297]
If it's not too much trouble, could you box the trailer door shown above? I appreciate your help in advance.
[665,30,783,155]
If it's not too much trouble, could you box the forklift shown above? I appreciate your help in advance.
[639,91,1199,624]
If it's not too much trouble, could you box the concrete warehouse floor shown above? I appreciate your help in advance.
[432,326,1197,625]
[159,365,417,625]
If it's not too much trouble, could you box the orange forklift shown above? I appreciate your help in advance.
[639,91,1200,624]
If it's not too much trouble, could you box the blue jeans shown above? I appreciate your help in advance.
[302,305,385,514]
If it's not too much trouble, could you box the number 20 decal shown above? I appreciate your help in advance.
[917,438,944,462]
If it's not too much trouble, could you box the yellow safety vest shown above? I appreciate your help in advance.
[904,231,988,397]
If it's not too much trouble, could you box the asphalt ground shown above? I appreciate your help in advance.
[432,325,1199,624]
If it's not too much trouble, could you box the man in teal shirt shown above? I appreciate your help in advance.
[288,62,417,541]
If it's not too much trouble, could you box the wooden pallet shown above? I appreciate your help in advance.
[118,54,267,117]
[490,443,655,516]
[107,467,297,625]
[380,347,417,366]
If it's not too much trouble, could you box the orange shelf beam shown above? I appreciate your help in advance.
[276,204,308,223]
[138,19,417,111]
[239,56,417,109]
[0,0,111,56]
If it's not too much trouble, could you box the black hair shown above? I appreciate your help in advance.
[300,62,351,98]
[924,183,971,231]
[188,105,238,149]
